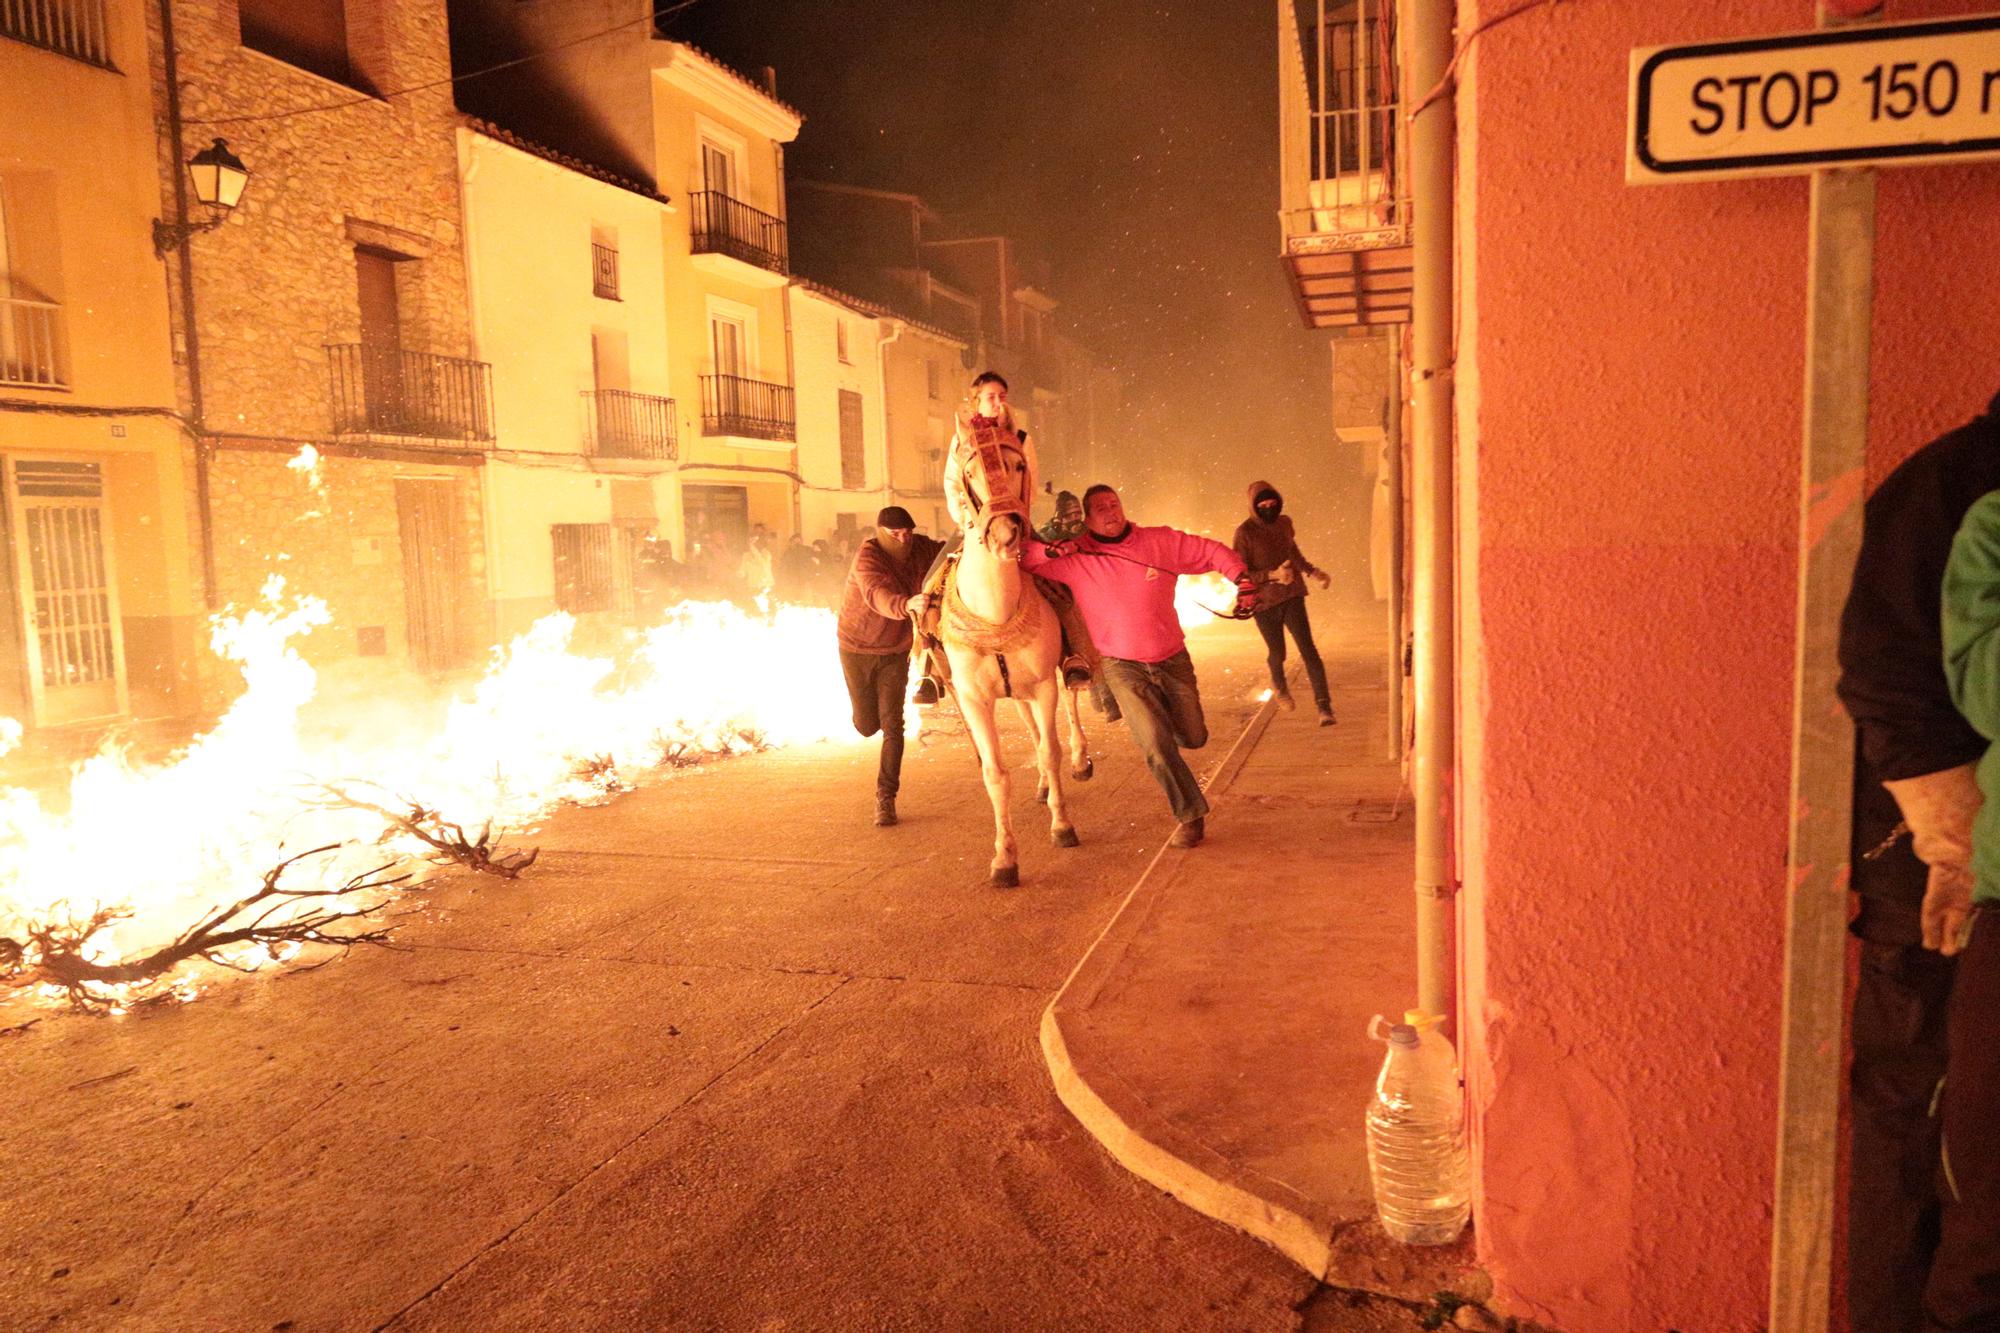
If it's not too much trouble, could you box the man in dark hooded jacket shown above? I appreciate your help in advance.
[1233,481,1334,725]
[1837,390,2000,1332]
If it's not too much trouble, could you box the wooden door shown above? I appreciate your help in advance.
[701,141,735,197]
[395,477,460,674]
[356,248,403,431]
[6,457,127,725]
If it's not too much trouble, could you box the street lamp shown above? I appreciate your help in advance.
[154,138,250,256]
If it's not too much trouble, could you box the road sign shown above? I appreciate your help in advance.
[1629,12,2000,183]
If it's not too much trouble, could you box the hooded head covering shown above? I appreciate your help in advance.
[1055,489,1080,513]
[1248,481,1283,521]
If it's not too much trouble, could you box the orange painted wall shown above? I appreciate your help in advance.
[1454,1,2000,1329]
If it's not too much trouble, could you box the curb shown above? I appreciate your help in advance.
[1038,674,1345,1277]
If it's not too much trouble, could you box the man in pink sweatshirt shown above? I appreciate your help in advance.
[1024,484,1253,847]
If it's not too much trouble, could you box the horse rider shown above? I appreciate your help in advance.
[911,371,1101,705]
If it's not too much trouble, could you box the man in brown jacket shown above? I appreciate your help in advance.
[1233,481,1334,725]
[837,506,945,826]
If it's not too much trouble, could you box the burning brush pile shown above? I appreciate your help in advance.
[0,581,855,1011]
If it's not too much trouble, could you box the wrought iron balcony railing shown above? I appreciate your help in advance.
[0,297,67,389]
[689,191,788,275]
[327,343,494,442]
[2,0,112,67]
[591,242,619,299]
[700,373,794,443]
[582,388,677,460]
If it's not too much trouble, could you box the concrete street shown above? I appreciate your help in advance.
[1,625,1422,1332]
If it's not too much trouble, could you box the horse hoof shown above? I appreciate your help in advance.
[1071,760,1094,782]
[990,865,1021,889]
[1052,827,1081,849]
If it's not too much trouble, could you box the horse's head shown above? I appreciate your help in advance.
[963,442,1030,561]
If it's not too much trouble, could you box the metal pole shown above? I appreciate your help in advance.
[1386,327,1405,761]
[158,0,217,611]
[1405,0,1454,1022]
[1768,43,1878,1333]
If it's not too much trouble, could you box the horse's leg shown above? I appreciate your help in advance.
[1063,682,1093,781]
[1012,698,1052,803]
[1029,683,1078,847]
[962,694,1019,887]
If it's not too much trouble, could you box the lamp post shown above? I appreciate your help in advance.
[152,138,249,257]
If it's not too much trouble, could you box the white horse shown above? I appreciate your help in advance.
[937,446,1088,887]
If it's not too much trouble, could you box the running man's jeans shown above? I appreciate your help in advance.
[1101,650,1210,824]
[839,648,911,798]
[1252,597,1330,709]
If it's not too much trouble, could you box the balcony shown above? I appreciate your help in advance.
[0,297,67,390]
[582,388,677,461]
[700,373,794,443]
[1278,0,1411,329]
[2,0,113,68]
[592,243,619,300]
[327,343,494,442]
[688,191,789,282]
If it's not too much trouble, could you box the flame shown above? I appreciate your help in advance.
[285,443,326,495]
[1175,571,1239,628]
[0,586,865,1008]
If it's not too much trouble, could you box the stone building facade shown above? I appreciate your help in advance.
[148,0,488,693]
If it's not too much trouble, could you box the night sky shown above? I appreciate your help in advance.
[664,0,1368,579]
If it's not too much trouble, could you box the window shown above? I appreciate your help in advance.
[552,523,615,613]
[838,389,865,489]
[710,313,747,378]
[836,318,850,364]
[239,0,352,86]
[0,174,67,389]
[1,0,113,66]
[591,223,619,300]
[700,139,736,198]
[925,359,940,400]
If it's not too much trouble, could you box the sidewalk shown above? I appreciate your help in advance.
[1042,602,1491,1305]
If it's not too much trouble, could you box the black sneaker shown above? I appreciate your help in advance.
[1273,689,1297,712]
[875,795,898,827]
[1317,704,1336,726]
[913,677,941,707]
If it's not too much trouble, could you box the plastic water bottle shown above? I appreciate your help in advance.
[1365,1009,1470,1245]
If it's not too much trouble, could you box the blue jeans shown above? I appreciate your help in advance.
[1101,649,1210,824]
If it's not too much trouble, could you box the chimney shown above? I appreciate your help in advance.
[762,65,778,98]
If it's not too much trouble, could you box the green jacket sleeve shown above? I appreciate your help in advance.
[1941,490,2000,741]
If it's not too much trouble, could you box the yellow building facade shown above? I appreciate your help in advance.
[0,0,203,736]
[457,123,680,641]
[649,42,801,559]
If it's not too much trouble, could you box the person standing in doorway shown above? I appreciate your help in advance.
[1837,390,2000,1331]
[1233,481,1335,725]
[1026,484,1254,848]
[837,506,944,827]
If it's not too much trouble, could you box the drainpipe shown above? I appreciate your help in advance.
[158,0,218,611]
[1405,0,1455,1023]
[877,318,902,510]
[1385,328,1406,762]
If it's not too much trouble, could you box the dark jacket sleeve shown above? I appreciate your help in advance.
[1837,458,1991,781]
[854,546,913,621]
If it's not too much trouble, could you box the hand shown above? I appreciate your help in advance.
[1233,575,1259,616]
[907,593,931,619]
[1923,861,1976,955]
[1045,540,1078,559]
[1272,560,1295,585]
[1310,569,1331,589]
